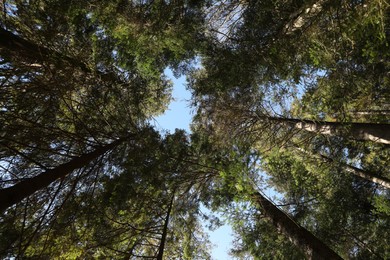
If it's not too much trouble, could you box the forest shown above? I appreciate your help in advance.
[0,0,389,259]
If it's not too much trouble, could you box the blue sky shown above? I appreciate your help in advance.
[151,71,193,133]
[153,69,234,259]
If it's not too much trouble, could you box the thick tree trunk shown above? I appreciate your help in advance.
[0,27,48,61]
[284,0,326,34]
[296,148,390,188]
[0,137,128,212]
[156,194,175,260]
[252,191,342,260]
[341,163,390,189]
[266,116,390,145]
[0,28,90,73]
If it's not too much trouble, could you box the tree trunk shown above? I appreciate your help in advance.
[295,147,390,189]
[0,137,128,212]
[252,191,343,260]
[349,110,390,117]
[156,194,175,260]
[265,116,390,145]
[341,163,390,189]
[0,28,90,73]
[0,28,126,87]
[284,0,326,34]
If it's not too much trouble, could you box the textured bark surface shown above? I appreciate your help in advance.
[266,116,390,144]
[342,162,390,189]
[252,191,343,260]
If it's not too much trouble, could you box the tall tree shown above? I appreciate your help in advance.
[157,194,175,260]
[1,0,388,258]
[1,130,213,258]
[251,191,342,260]
[190,133,344,259]
[261,147,390,258]
[295,147,390,188]
[0,1,208,258]
[0,135,133,212]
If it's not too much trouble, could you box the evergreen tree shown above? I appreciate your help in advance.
[1,0,389,258]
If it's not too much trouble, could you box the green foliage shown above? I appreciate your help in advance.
[1,0,389,259]
[373,193,390,215]
[230,205,305,260]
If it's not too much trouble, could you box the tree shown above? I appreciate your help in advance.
[190,0,389,150]
[1,0,389,258]
[261,148,390,259]
[190,134,344,259]
[0,1,209,258]
[0,129,214,258]
[156,194,174,260]
[190,94,389,258]
[251,191,342,260]
[295,147,390,188]
[230,205,306,259]
[0,135,133,212]
[0,27,90,73]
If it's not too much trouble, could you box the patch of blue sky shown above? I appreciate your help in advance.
[153,68,234,259]
[151,69,192,133]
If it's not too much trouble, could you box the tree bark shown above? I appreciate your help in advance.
[0,28,90,73]
[295,147,390,189]
[284,0,326,34]
[156,194,175,260]
[252,191,343,260]
[265,116,390,145]
[348,110,390,117]
[341,163,390,189]
[0,137,129,213]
